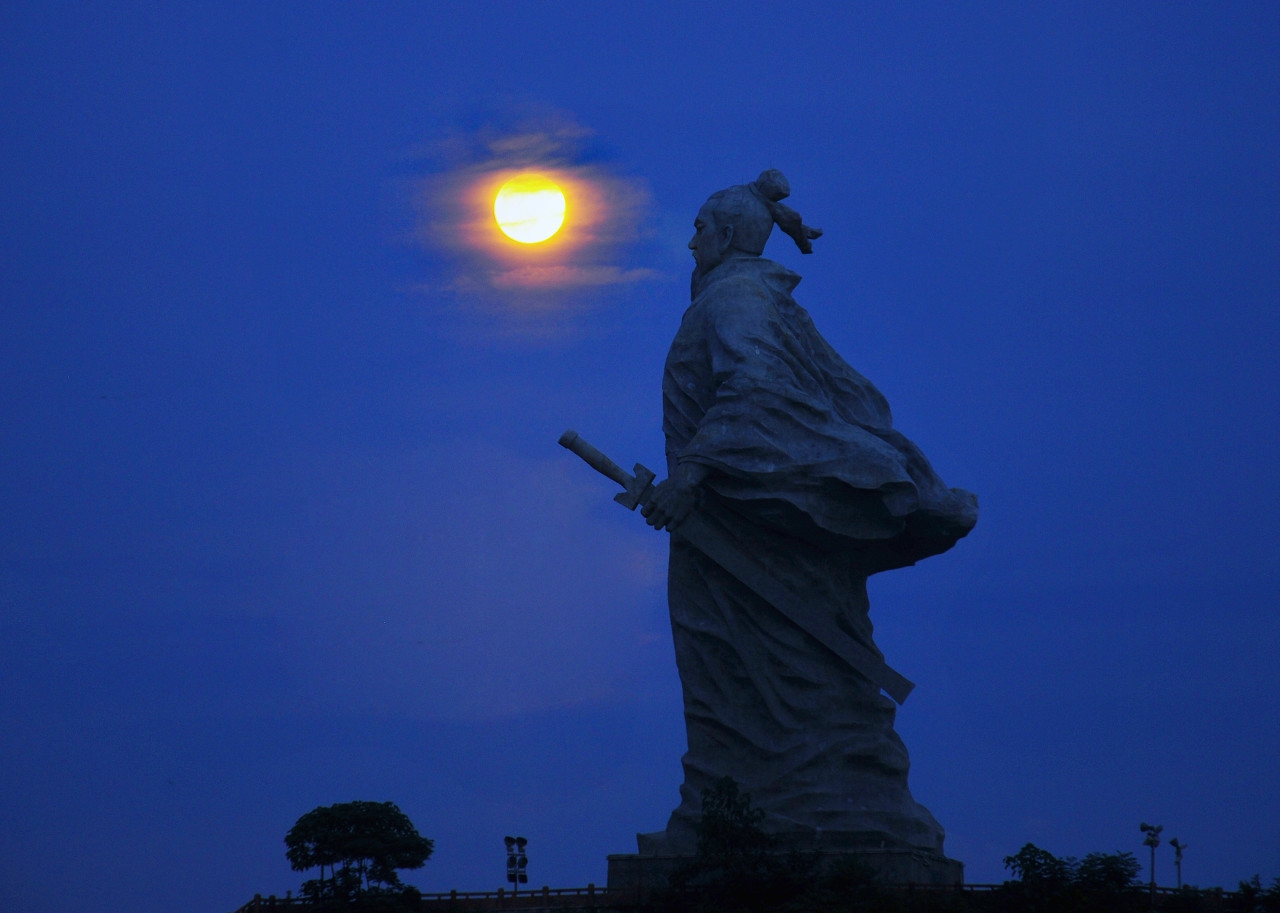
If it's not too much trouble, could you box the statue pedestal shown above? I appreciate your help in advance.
[607,848,964,899]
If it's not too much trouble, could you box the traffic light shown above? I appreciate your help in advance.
[503,835,528,885]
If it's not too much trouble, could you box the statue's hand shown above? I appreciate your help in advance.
[641,462,708,531]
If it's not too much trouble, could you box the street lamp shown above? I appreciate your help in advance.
[1140,822,1163,907]
[504,836,528,893]
[1169,838,1187,890]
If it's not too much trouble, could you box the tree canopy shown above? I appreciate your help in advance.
[694,775,773,874]
[661,777,814,913]
[1002,843,1142,912]
[285,801,433,902]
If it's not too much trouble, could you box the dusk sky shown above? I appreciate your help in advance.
[2,4,1278,912]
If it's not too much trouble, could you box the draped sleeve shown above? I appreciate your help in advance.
[662,259,977,557]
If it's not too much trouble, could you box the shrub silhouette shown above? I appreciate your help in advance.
[285,800,433,906]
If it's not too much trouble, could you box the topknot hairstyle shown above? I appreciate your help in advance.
[748,169,823,255]
[704,170,823,257]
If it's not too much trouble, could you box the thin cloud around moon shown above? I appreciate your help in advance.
[411,110,659,317]
[490,264,659,290]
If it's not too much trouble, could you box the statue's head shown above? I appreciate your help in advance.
[688,170,823,287]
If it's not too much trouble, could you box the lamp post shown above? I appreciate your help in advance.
[1140,822,1163,907]
[1169,838,1186,890]
[504,836,528,894]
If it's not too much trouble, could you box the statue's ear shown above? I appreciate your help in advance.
[718,222,735,250]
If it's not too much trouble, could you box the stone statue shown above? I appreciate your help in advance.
[635,170,978,861]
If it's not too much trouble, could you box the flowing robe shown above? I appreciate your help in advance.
[645,256,977,855]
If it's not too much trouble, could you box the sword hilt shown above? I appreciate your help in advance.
[558,430,629,487]
[558,429,656,511]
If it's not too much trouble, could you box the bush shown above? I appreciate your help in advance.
[655,778,816,913]
[995,844,1143,913]
[285,800,433,903]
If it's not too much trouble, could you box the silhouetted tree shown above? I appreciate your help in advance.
[998,844,1145,913]
[1237,874,1280,913]
[285,801,433,903]
[660,777,816,913]
[1075,851,1139,891]
[1003,842,1076,887]
[694,776,773,876]
[1074,851,1142,911]
[999,843,1078,913]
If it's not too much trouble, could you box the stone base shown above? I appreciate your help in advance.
[607,848,964,899]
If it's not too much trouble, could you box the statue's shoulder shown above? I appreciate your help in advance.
[691,259,783,322]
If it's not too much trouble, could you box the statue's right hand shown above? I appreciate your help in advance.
[641,478,696,531]
[641,462,709,531]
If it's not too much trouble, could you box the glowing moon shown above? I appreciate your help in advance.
[493,175,566,243]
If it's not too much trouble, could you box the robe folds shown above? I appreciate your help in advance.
[644,256,977,856]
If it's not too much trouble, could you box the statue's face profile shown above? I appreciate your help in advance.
[688,200,735,278]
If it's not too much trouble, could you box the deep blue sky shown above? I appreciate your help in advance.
[2,4,1278,912]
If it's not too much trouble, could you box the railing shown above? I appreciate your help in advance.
[232,883,616,913]
[423,885,610,900]
[233,881,1245,913]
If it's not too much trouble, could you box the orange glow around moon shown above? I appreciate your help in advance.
[493,175,567,243]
